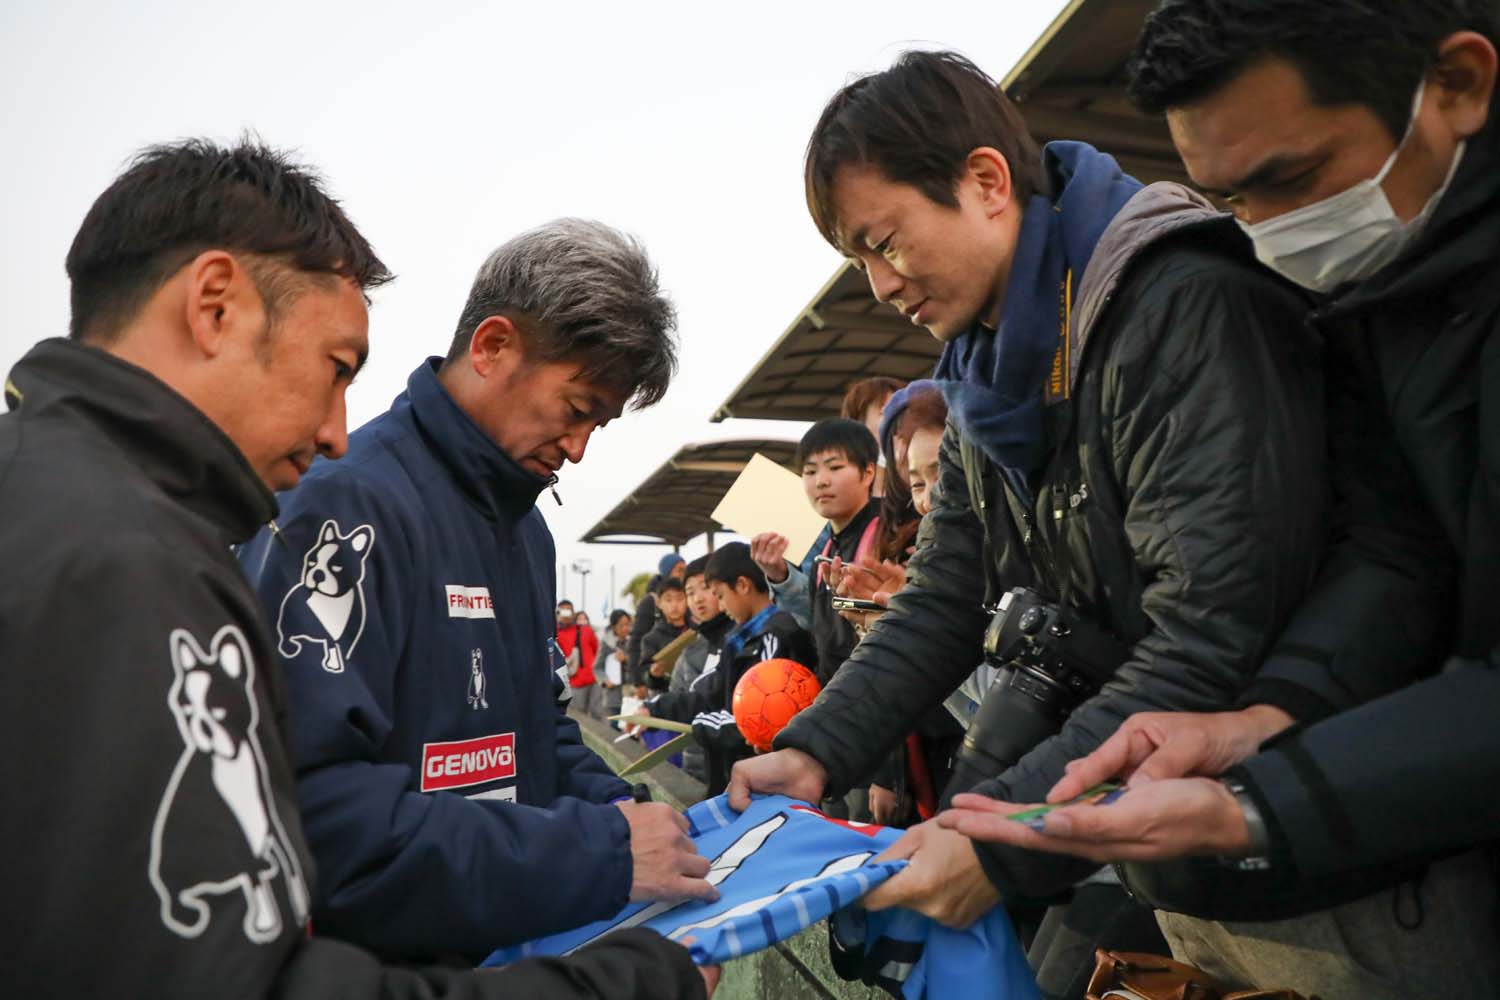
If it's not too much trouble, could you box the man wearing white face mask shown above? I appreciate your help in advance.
[939,3,1500,997]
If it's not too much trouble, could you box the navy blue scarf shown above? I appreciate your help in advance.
[934,142,1141,489]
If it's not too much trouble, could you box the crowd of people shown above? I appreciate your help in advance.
[6,2,1498,999]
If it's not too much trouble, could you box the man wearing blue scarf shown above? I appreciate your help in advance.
[729,50,1327,998]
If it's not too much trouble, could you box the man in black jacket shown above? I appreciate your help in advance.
[943,3,1500,997]
[726,49,1325,986]
[0,138,710,1000]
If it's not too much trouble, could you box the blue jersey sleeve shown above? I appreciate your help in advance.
[238,478,633,961]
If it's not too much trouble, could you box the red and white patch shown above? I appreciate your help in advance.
[445,585,496,619]
[420,733,517,792]
[790,804,884,837]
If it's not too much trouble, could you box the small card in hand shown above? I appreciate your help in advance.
[1007,782,1124,823]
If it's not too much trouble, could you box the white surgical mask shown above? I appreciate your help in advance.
[1238,82,1466,294]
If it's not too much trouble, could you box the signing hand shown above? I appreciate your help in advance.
[862,820,999,929]
[939,778,1251,863]
[749,532,790,584]
[726,747,828,812]
[1047,705,1294,804]
[615,800,718,903]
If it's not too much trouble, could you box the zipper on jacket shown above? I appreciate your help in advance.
[546,474,563,506]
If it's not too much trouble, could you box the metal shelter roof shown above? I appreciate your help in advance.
[581,438,798,547]
[711,0,1184,424]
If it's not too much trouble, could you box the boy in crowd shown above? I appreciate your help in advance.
[752,419,881,686]
[673,556,736,783]
[628,554,686,687]
[640,577,690,693]
[751,420,882,817]
[643,543,816,795]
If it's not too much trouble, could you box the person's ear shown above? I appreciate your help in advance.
[860,461,877,492]
[1432,31,1498,139]
[182,251,254,359]
[965,146,1015,220]
[468,315,527,380]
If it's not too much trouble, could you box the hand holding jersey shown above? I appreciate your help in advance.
[615,800,719,903]
[728,747,829,812]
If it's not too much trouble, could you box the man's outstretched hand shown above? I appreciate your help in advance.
[726,748,828,812]
[1046,705,1294,804]
[937,778,1252,863]
[615,800,719,903]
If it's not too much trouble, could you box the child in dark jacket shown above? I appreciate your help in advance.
[639,577,689,694]
[644,543,816,795]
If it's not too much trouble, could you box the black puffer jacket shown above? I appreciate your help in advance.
[1221,95,1500,882]
[775,183,1327,902]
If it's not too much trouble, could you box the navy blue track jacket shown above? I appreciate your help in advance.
[238,358,631,961]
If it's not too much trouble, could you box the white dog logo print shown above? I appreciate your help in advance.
[468,648,489,710]
[276,519,374,673]
[149,625,310,942]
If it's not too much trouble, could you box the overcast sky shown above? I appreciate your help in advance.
[1,0,1069,618]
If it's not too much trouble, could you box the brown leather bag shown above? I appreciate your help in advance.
[1085,950,1317,1000]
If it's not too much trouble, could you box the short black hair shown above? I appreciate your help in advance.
[656,578,686,597]
[556,600,574,610]
[1129,0,1500,141]
[796,417,879,471]
[704,542,769,594]
[683,554,711,582]
[66,137,392,343]
[608,608,632,628]
[805,50,1048,251]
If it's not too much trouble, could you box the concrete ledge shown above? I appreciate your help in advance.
[572,711,882,1000]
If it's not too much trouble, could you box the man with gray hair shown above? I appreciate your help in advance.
[238,220,717,973]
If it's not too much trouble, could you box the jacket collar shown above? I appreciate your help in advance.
[830,498,879,546]
[406,357,548,522]
[4,338,275,543]
[693,611,736,645]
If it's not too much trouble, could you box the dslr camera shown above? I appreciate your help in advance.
[945,587,1128,802]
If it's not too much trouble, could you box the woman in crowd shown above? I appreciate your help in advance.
[833,381,964,827]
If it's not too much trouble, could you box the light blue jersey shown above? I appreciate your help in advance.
[485,794,1039,999]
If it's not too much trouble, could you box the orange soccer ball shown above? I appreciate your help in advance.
[732,658,822,753]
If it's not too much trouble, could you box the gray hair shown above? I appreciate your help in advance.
[447,218,678,409]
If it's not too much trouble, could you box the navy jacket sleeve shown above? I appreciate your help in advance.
[239,481,634,962]
[1235,661,1500,879]
[551,668,632,804]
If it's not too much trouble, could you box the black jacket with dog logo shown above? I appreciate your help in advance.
[0,339,704,1000]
